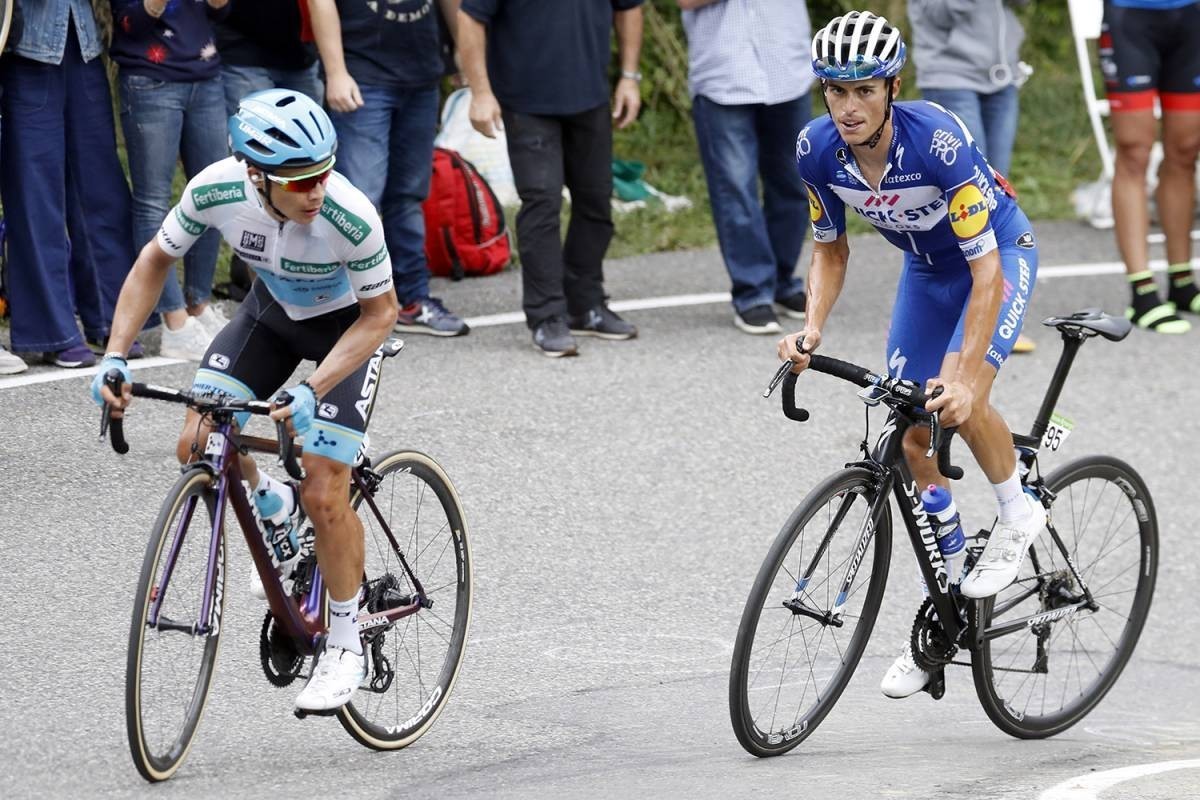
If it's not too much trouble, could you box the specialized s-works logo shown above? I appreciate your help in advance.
[950,184,989,239]
[319,197,371,245]
[191,181,246,210]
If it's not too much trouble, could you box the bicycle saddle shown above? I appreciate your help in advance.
[1041,308,1132,341]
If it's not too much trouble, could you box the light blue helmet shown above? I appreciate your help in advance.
[228,89,336,170]
[811,11,906,82]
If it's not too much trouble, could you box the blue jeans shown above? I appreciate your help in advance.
[119,73,227,314]
[692,94,810,314]
[0,42,135,352]
[330,83,438,306]
[922,86,1019,177]
[220,62,323,118]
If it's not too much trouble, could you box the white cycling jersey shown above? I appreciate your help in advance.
[157,156,394,321]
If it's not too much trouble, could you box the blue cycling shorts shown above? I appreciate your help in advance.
[885,224,1038,386]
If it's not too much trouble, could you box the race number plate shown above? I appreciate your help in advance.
[205,431,227,457]
[1042,412,1075,452]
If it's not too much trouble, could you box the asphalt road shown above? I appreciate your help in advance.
[1,220,1197,799]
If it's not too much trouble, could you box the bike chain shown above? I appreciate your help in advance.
[910,597,958,671]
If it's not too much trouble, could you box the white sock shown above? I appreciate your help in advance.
[255,473,294,512]
[327,594,362,655]
[993,468,1029,523]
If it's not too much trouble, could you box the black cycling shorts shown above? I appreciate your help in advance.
[1100,1,1200,112]
[190,281,385,465]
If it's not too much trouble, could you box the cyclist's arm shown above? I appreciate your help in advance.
[303,291,398,399]
[954,248,1004,386]
[105,240,178,357]
[804,235,850,335]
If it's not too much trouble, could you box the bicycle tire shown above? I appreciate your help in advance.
[126,467,226,782]
[972,455,1157,737]
[729,467,891,756]
[338,450,472,749]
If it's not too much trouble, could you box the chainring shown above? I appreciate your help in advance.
[259,611,304,687]
[910,597,958,671]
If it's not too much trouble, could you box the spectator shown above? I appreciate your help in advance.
[1,0,137,370]
[110,0,232,360]
[908,0,1037,353]
[457,0,643,357]
[307,0,470,337]
[215,0,323,116]
[680,0,813,335]
[1100,0,1200,334]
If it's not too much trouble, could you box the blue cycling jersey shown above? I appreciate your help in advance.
[795,100,1025,267]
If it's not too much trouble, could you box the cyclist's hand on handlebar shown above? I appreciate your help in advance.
[777,328,821,374]
[924,378,975,427]
[270,382,317,437]
[91,356,132,410]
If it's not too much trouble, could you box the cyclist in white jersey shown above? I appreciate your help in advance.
[777,12,1048,699]
[92,89,399,713]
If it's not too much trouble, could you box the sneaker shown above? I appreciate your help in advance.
[87,337,146,359]
[774,291,807,320]
[194,304,231,338]
[0,345,28,375]
[1126,302,1191,334]
[159,316,213,361]
[959,493,1047,599]
[295,645,367,712]
[880,643,930,699]
[1012,334,1036,354]
[568,305,637,340]
[734,304,781,335]
[44,343,97,368]
[532,316,578,357]
[395,297,469,337]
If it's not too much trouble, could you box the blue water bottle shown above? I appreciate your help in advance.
[921,485,967,586]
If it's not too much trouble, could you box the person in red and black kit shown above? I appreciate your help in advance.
[1101,0,1200,334]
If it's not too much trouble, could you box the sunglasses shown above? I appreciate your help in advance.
[265,157,336,193]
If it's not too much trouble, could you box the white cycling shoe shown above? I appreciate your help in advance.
[295,646,367,713]
[880,643,930,699]
[959,494,1047,599]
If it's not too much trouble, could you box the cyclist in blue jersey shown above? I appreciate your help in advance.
[91,90,399,714]
[777,11,1047,699]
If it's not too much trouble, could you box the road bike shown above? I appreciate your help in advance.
[728,309,1157,756]
[100,339,472,782]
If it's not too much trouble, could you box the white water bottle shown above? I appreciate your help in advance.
[256,487,302,577]
[921,485,967,586]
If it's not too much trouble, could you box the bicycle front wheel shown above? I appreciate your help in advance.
[973,455,1157,737]
[338,451,472,750]
[729,468,891,757]
[126,467,226,782]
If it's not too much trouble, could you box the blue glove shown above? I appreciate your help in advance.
[91,356,132,406]
[282,382,317,436]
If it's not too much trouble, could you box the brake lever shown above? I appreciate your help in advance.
[764,360,793,398]
[925,410,941,459]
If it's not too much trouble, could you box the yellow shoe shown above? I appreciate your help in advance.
[1012,334,1036,354]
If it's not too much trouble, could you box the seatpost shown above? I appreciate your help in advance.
[1029,332,1085,441]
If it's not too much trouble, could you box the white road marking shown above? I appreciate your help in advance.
[0,259,1187,391]
[1039,759,1200,800]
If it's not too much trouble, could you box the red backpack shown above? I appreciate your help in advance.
[422,147,511,280]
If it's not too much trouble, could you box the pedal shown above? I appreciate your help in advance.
[293,705,339,720]
[922,667,946,700]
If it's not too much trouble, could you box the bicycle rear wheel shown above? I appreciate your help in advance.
[972,455,1157,737]
[338,451,471,749]
[126,467,226,782]
[729,468,891,756]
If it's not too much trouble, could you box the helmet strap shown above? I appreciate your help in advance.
[864,77,897,150]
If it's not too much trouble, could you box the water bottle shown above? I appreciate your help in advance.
[255,487,302,577]
[921,485,967,586]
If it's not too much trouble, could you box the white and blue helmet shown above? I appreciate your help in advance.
[812,11,906,82]
[228,89,336,171]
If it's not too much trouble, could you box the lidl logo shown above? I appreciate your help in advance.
[950,184,989,239]
[807,187,825,223]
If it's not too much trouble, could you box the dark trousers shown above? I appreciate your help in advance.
[0,30,135,352]
[502,104,613,328]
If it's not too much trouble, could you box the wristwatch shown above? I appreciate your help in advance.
[620,70,643,83]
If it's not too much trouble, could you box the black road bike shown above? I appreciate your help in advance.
[729,309,1157,756]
